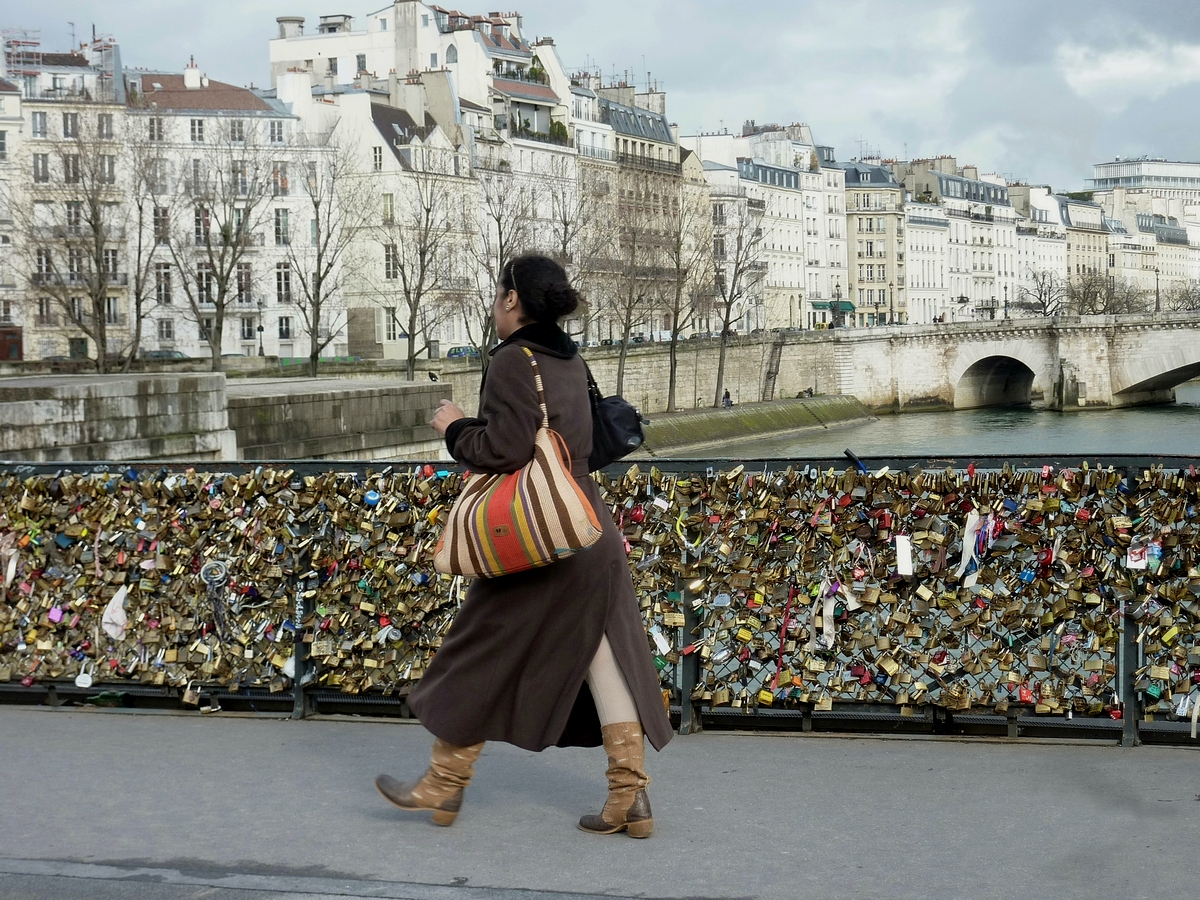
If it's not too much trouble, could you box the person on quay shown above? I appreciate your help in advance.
[374,254,672,837]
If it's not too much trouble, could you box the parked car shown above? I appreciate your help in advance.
[446,345,480,359]
[140,349,188,360]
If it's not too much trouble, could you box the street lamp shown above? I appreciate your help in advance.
[833,278,842,328]
[888,281,894,326]
[256,296,265,356]
[1155,266,1160,313]
[1003,284,1008,319]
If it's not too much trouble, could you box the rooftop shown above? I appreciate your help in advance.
[129,73,275,113]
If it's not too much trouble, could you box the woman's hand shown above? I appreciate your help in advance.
[430,399,466,436]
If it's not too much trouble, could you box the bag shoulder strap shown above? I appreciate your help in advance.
[520,346,550,428]
[581,358,603,407]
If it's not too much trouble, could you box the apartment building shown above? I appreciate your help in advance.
[843,162,904,326]
[891,157,1016,320]
[903,202,949,324]
[680,124,845,329]
[0,76,20,358]
[1055,195,1108,283]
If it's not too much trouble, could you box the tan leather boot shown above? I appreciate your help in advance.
[578,722,653,838]
[375,738,485,826]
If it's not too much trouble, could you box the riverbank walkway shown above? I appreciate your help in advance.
[1,707,1195,900]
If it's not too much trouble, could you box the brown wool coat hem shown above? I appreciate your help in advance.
[408,336,673,753]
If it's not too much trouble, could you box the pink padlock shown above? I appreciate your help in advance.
[47,606,64,624]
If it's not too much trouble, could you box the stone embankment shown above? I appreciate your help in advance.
[639,395,873,455]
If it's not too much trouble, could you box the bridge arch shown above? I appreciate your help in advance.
[953,355,1037,409]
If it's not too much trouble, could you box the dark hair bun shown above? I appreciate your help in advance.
[543,281,581,318]
[501,254,581,323]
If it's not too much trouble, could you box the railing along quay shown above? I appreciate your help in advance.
[1,455,1198,747]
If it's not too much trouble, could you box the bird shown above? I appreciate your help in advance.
[428,371,439,382]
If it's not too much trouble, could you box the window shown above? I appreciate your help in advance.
[712,203,725,226]
[241,316,255,340]
[876,217,886,232]
[64,155,81,184]
[274,208,290,245]
[230,119,245,142]
[65,201,83,234]
[278,316,292,339]
[357,53,367,73]
[62,112,78,138]
[713,236,726,260]
[197,264,214,303]
[380,17,387,30]
[276,263,291,303]
[328,57,338,77]
[194,206,210,244]
[272,161,289,196]
[99,155,116,184]
[421,14,429,25]
[0,131,7,161]
[310,218,318,245]
[270,120,284,143]
[33,153,49,183]
[232,160,248,196]
[32,111,47,138]
[36,248,53,277]
[37,297,53,325]
[153,207,169,245]
[447,45,458,64]
[69,297,84,322]
[373,146,383,171]
[155,263,172,304]
[199,317,213,340]
[148,117,164,141]
[190,118,204,142]
[385,243,399,279]
[191,159,203,193]
[383,307,399,342]
[105,296,120,325]
[102,248,118,276]
[149,157,169,192]
[157,318,174,340]
[68,249,84,278]
[382,192,395,223]
[97,113,113,139]
[237,262,252,302]
[431,53,438,68]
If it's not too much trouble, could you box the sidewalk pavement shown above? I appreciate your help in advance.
[0,706,1196,900]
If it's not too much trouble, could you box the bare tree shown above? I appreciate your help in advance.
[161,121,274,372]
[1012,269,1067,317]
[659,179,711,410]
[462,162,537,370]
[121,130,171,370]
[1067,273,1151,315]
[1163,283,1200,312]
[17,103,127,371]
[374,143,468,380]
[710,193,767,405]
[284,138,373,376]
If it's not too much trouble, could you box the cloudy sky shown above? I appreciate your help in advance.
[12,0,1200,189]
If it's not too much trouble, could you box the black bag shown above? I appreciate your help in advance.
[584,363,646,471]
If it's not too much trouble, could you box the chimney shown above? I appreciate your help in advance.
[277,16,305,39]
[184,56,202,89]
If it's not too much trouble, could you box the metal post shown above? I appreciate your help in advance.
[679,579,701,735]
[292,589,312,719]
[1118,466,1139,746]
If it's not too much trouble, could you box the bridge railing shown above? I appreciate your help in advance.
[1,455,1197,745]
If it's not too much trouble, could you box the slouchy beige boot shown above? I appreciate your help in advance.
[375,738,485,826]
[578,722,653,838]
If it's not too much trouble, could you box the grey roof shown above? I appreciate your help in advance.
[841,162,898,186]
[597,97,672,142]
[701,159,737,172]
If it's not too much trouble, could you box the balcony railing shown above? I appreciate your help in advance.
[577,144,614,161]
[615,153,681,175]
[31,225,127,241]
[513,129,571,148]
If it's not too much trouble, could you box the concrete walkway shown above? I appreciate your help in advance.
[0,707,1196,900]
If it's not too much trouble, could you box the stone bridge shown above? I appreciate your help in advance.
[806,312,1200,412]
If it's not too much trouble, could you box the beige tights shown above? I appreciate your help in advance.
[585,634,640,726]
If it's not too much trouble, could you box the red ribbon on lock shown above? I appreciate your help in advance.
[771,586,796,691]
[1018,682,1034,704]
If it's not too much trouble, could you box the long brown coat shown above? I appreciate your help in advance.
[409,325,673,753]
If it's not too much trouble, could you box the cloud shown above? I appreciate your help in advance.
[1057,36,1200,110]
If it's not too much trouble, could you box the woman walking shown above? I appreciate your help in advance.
[374,254,672,837]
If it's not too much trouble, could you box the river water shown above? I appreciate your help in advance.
[686,382,1200,459]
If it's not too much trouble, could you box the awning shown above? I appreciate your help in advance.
[810,300,854,311]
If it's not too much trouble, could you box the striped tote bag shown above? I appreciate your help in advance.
[433,347,603,578]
